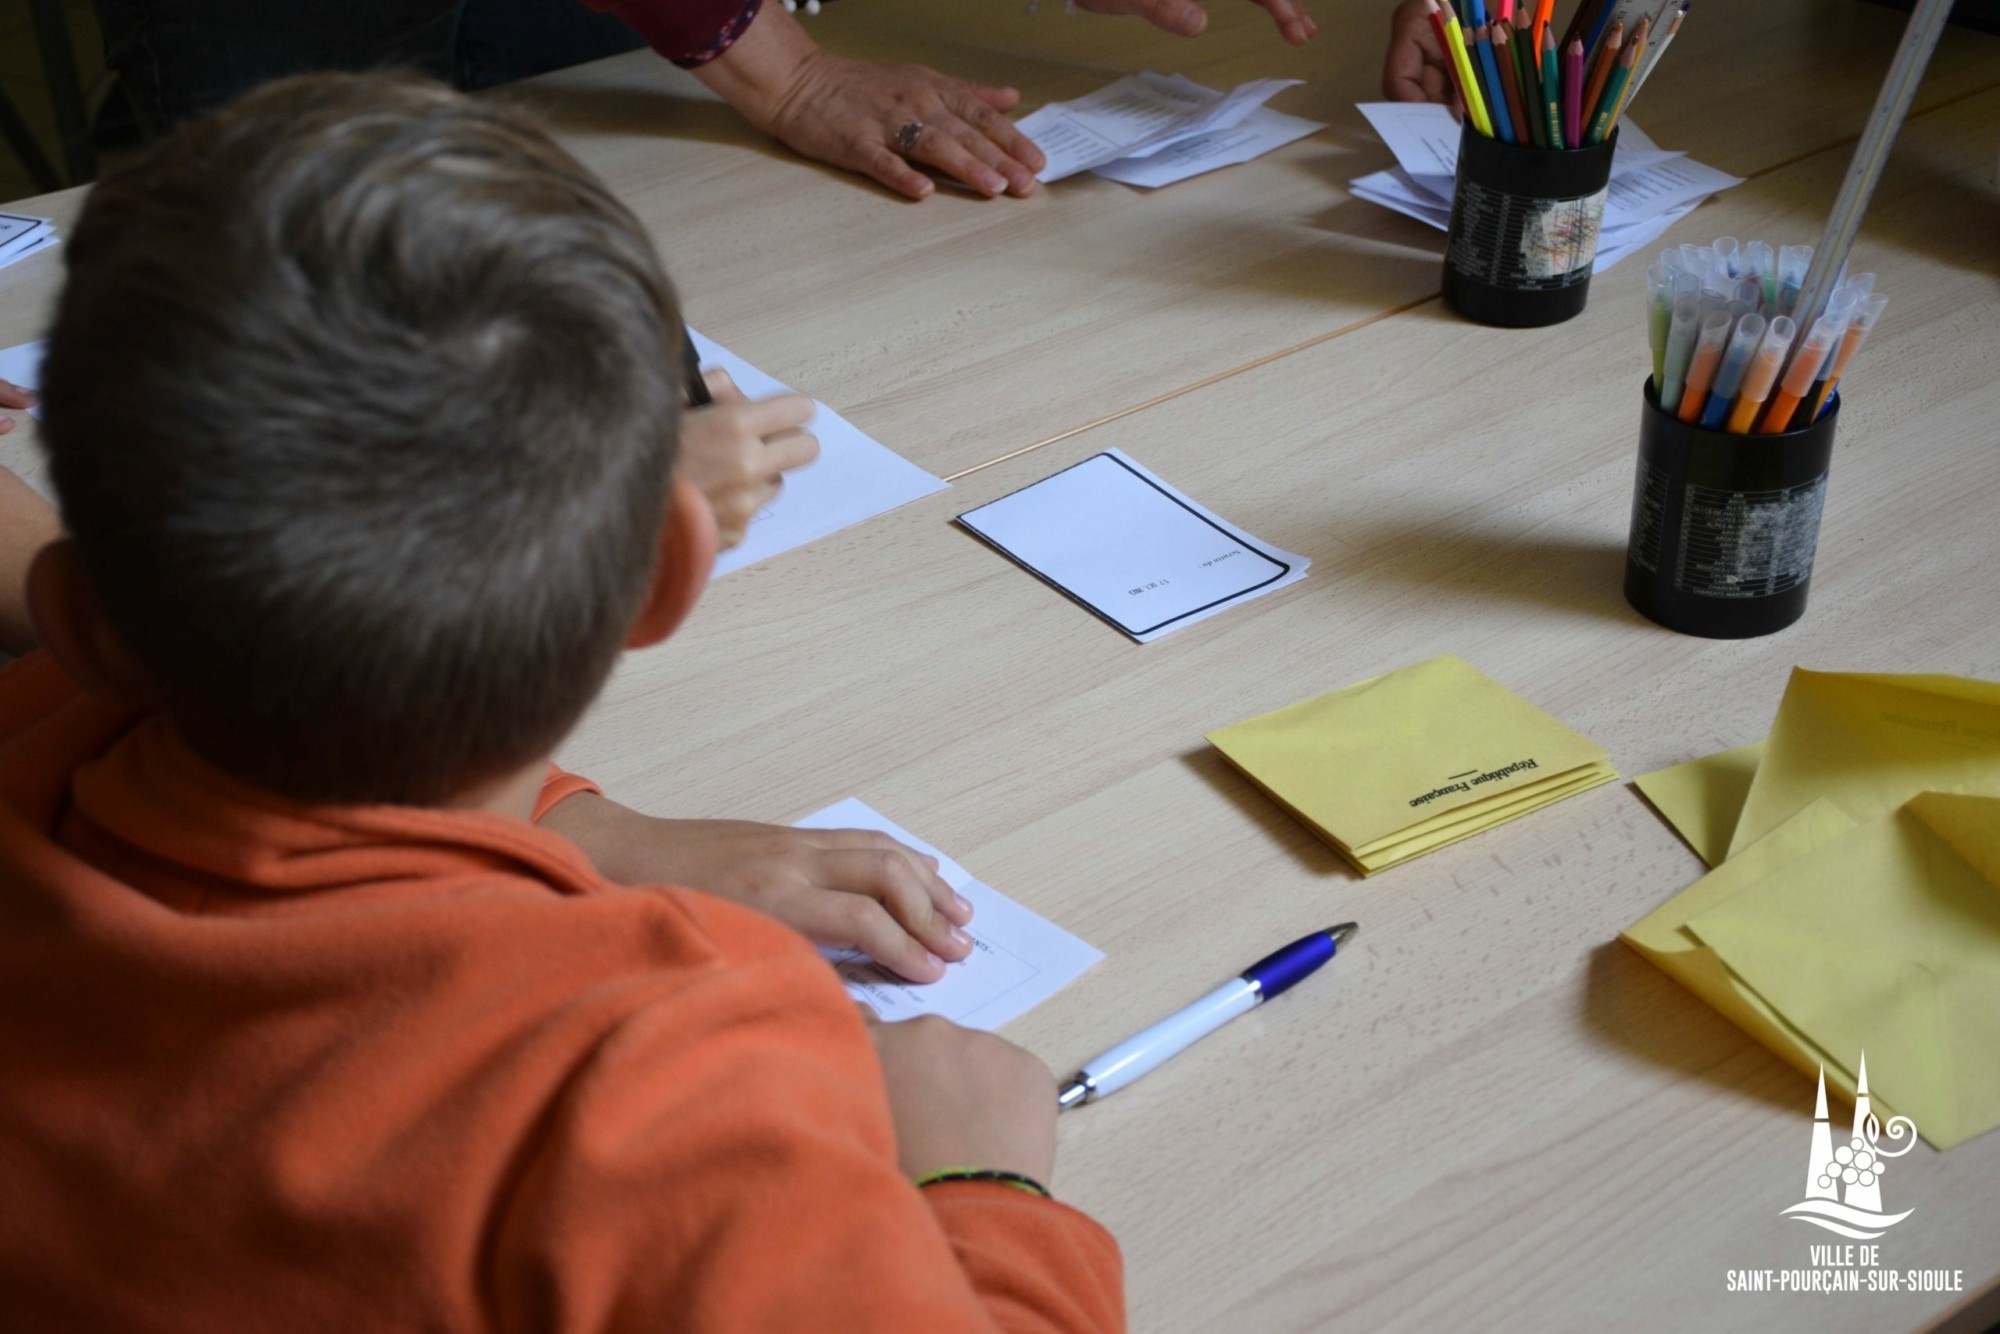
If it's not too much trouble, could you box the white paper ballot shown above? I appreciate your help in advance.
[1019,73,1304,182]
[0,340,43,419]
[1348,104,1738,274]
[957,449,1309,643]
[1357,102,1679,186]
[688,330,948,577]
[1092,106,1324,189]
[794,798,1103,1030]
[1348,168,1700,272]
[0,213,58,273]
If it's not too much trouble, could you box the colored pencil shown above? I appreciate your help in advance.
[1494,22,1533,149]
[1601,16,1648,135]
[1474,24,1517,143]
[1541,24,1564,148]
[1531,0,1556,75]
[1509,19,1545,146]
[1562,38,1584,149]
[1435,0,1495,137]
[1580,21,1623,128]
[1629,5,1683,100]
[1585,32,1639,143]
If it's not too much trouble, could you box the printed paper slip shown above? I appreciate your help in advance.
[957,449,1309,643]
[689,330,947,577]
[795,799,1102,1030]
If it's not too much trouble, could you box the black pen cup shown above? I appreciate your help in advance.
[1443,127,1617,327]
[1624,381,1840,639]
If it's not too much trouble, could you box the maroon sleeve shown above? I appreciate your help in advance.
[579,0,764,68]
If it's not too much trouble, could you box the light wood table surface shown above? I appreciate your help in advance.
[2,2,1998,1330]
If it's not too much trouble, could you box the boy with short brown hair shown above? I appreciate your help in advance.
[0,72,1122,1330]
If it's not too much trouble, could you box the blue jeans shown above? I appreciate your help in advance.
[95,0,647,134]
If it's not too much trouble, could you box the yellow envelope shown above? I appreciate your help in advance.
[1685,792,2000,1150]
[1207,655,1616,876]
[1729,669,2000,857]
[1622,799,1864,1104]
[1632,741,1765,867]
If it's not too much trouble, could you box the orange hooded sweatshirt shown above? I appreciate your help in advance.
[0,653,1124,1331]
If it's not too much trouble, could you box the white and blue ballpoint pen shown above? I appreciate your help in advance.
[1056,922,1358,1110]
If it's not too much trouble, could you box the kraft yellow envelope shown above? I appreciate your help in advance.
[1633,741,1765,867]
[1207,655,1616,876]
[1729,669,2000,858]
[1686,792,2000,1150]
[1622,799,1865,1104]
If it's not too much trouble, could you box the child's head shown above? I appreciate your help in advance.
[34,73,709,806]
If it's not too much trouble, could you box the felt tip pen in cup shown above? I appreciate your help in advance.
[1810,292,1888,422]
[1758,310,1845,433]
[1675,310,1734,424]
[1056,923,1359,1110]
[1656,294,1700,413]
[1724,315,1797,434]
[1777,244,1813,316]
[1712,236,1740,280]
[1699,312,1766,431]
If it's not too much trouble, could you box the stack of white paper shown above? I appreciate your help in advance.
[958,449,1309,643]
[1019,72,1324,188]
[0,212,58,272]
[794,798,1103,1030]
[1349,102,1742,273]
[688,330,948,577]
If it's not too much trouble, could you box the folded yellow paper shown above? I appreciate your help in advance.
[1626,668,2000,1150]
[1632,741,1765,867]
[1207,655,1617,876]
[1686,792,2000,1150]
[1729,669,2000,857]
[1624,800,1865,1106]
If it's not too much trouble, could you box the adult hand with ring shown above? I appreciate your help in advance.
[698,9,1044,201]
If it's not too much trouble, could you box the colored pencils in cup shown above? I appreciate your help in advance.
[1432,1,1689,148]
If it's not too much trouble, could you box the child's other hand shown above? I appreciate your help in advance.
[678,370,817,549]
[0,379,35,435]
[539,794,975,982]
[1383,0,1461,111]
[867,1014,1059,1184]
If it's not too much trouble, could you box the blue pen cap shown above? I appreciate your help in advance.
[1242,925,1352,1000]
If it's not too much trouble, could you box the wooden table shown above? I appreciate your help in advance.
[4,1,1998,1328]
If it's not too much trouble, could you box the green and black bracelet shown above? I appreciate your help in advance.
[913,1166,1051,1199]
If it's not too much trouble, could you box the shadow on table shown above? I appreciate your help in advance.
[503,85,773,154]
[1332,518,1643,624]
[1176,746,1358,882]
[1579,940,1799,1113]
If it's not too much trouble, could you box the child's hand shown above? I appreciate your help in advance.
[0,379,35,435]
[1383,0,1461,111]
[539,793,975,982]
[678,370,818,549]
[867,1014,1059,1185]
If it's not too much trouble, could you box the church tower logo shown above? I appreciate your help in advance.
[1781,1054,1918,1240]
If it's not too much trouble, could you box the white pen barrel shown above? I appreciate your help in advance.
[1080,978,1259,1097]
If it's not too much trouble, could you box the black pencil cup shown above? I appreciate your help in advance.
[1623,381,1840,639]
[1443,127,1617,327]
